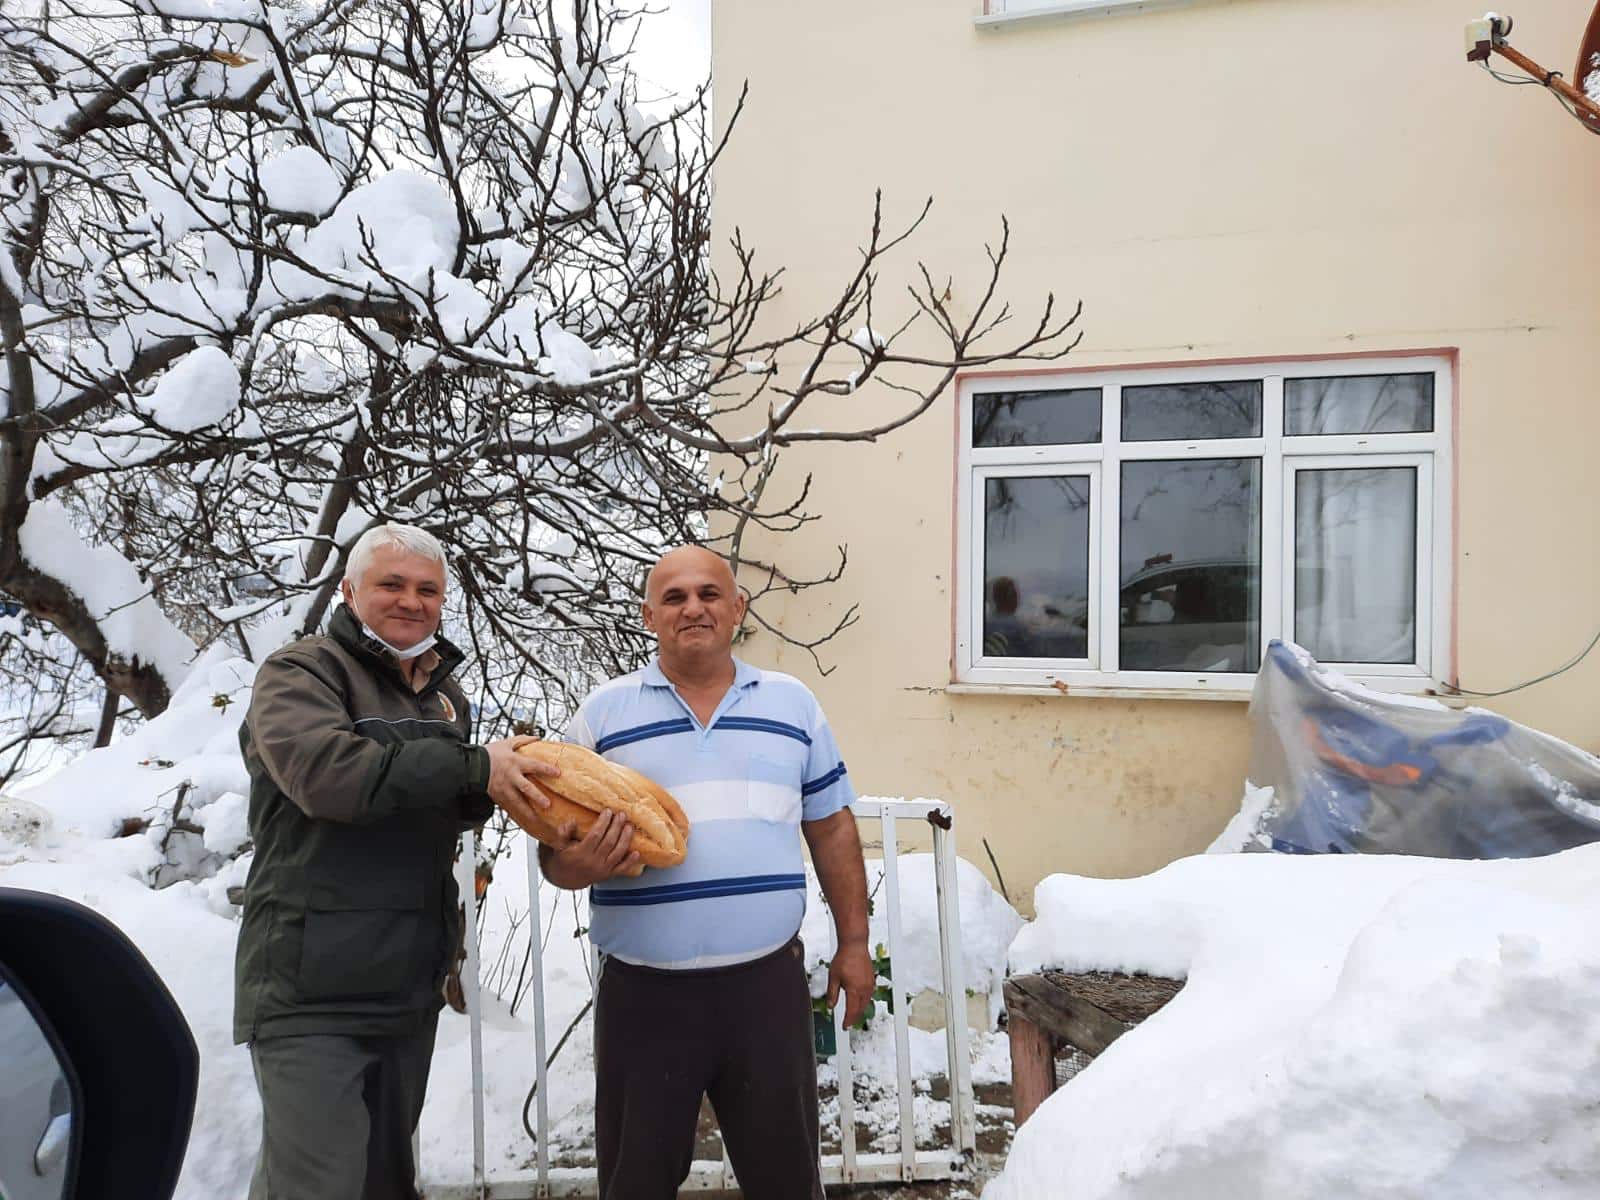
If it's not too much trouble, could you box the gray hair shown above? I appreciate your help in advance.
[344,523,447,584]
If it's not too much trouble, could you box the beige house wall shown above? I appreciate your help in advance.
[710,0,1600,908]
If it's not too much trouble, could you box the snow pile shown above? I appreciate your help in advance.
[21,648,254,844]
[198,791,251,856]
[987,847,1600,1200]
[800,842,1021,1015]
[873,852,1022,1003]
[1204,781,1276,853]
[0,793,53,849]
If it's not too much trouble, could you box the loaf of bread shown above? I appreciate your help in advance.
[511,742,689,874]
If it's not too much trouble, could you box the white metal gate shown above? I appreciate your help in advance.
[427,798,976,1198]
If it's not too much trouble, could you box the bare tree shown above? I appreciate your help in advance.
[0,607,108,789]
[1,0,1079,764]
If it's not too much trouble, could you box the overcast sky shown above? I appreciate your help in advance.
[629,0,711,99]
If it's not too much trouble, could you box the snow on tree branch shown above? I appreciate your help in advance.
[0,0,1078,752]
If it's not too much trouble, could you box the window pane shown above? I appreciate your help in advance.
[973,388,1102,447]
[983,476,1091,660]
[1119,459,1261,672]
[1121,380,1262,441]
[1285,373,1434,435]
[1295,468,1418,664]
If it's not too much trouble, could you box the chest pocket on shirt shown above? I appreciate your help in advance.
[746,752,802,824]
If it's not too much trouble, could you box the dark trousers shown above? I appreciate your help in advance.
[247,1012,438,1200]
[595,938,824,1200]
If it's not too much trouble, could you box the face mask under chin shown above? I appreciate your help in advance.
[346,598,439,660]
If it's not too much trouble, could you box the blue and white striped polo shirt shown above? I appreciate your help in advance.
[563,656,855,970]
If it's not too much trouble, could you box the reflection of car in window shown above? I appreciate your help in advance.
[1120,558,1255,627]
[1120,557,1263,672]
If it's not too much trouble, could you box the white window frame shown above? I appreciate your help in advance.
[1282,453,1436,681]
[970,462,1103,672]
[975,0,1208,32]
[953,355,1454,699]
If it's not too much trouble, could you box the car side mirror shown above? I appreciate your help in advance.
[0,889,198,1200]
[0,965,78,1200]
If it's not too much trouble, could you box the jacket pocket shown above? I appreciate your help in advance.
[296,875,426,1002]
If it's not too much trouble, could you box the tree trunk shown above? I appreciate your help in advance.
[94,686,120,749]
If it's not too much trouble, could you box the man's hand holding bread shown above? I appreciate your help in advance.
[488,740,689,886]
[483,735,562,813]
[542,809,641,888]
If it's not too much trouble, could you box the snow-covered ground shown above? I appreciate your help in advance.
[0,654,1019,1196]
[985,846,1600,1200]
[18,644,1598,1199]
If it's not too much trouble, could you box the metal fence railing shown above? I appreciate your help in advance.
[425,798,976,1198]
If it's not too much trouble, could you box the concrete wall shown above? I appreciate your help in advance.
[709,0,1600,909]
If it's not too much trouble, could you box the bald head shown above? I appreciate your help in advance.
[645,546,735,604]
[641,546,746,676]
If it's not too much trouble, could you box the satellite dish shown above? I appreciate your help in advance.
[1578,2,1600,133]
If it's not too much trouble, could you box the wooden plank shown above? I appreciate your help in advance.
[1005,971,1187,1130]
[1041,970,1183,1025]
[1007,1008,1055,1130]
[1005,975,1133,1057]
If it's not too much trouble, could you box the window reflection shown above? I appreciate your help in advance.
[1285,374,1433,435]
[1119,459,1261,672]
[983,476,1091,660]
[1122,380,1262,442]
[973,388,1101,448]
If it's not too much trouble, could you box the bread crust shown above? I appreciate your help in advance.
[512,742,689,870]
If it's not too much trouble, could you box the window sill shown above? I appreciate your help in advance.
[975,0,1201,32]
[944,679,1470,706]
[946,680,1251,702]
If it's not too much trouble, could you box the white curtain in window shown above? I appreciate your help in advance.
[1294,467,1417,664]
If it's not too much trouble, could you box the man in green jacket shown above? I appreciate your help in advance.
[234,523,557,1200]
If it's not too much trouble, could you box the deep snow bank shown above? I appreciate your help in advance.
[986,847,1600,1199]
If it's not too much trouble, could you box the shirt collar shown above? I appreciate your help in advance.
[642,655,761,691]
[406,647,443,692]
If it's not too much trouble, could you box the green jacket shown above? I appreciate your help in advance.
[233,605,493,1043]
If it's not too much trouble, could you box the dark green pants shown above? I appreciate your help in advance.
[247,1012,438,1200]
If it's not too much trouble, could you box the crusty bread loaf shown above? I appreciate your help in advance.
[511,742,689,872]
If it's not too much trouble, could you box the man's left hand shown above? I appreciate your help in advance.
[827,938,876,1029]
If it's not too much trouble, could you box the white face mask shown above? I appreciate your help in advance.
[345,596,439,660]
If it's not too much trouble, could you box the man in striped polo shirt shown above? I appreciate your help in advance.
[538,546,873,1200]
